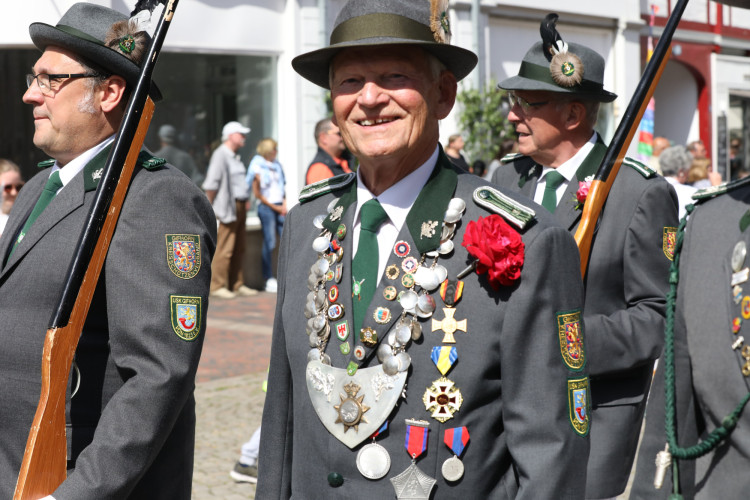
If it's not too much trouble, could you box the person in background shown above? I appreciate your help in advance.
[648,136,671,175]
[203,121,255,299]
[247,138,286,293]
[688,157,721,189]
[155,123,202,185]
[305,117,352,185]
[687,139,707,160]
[444,133,470,170]
[470,159,486,177]
[483,138,517,181]
[0,159,23,236]
[659,146,696,220]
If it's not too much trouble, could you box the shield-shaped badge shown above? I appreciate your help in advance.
[166,234,201,279]
[557,309,585,371]
[567,377,590,436]
[170,295,202,341]
[663,227,677,261]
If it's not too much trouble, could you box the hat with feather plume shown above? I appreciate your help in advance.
[292,0,478,89]
[28,2,162,101]
[499,14,616,103]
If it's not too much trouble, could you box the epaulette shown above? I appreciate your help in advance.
[500,152,524,164]
[473,186,536,230]
[37,159,55,169]
[622,157,656,178]
[138,152,166,171]
[299,172,356,204]
[692,175,750,202]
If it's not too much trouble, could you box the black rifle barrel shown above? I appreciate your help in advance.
[50,0,178,326]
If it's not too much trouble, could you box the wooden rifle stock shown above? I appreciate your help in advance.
[574,0,688,276]
[13,1,177,497]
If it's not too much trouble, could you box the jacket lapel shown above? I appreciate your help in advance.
[556,139,607,231]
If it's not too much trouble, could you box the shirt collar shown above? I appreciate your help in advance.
[540,132,597,182]
[353,146,439,230]
[52,136,115,187]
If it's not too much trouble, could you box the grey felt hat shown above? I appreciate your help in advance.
[500,35,617,103]
[292,0,478,89]
[29,2,162,101]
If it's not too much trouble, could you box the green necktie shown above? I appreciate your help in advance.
[9,170,63,258]
[352,199,388,334]
[541,170,565,213]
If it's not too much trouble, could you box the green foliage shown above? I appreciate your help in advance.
[456,78,514,163]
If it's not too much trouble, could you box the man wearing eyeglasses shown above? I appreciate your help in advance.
[491,15,678,500]
[0,3,215,498]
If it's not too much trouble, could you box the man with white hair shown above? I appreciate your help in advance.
[660,145,697,219]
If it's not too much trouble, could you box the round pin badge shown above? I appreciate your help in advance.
[383,286,398,301]
[394,240,410,257]
[401,256,419,273]
[353,345,366,360]
[328,285,340,303]
[357,442,391,480]
[385,264,400,281]
[336,224,347,240]
[328,303,345,321]
[402,273,415,289]
[373,306,392,324]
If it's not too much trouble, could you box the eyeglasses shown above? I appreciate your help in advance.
[26,73,100,96]
[2,183,24,194]
[508,92,550,113]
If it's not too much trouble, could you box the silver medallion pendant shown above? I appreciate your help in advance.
[733,241,747,273]
[390,461,436,499]
[441,455,465,482]
[356,442,391,479]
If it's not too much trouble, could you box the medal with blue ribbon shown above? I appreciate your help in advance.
[431,346,457,375]
[442,426,469,481]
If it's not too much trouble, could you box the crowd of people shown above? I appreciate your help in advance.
[1,0,750,499]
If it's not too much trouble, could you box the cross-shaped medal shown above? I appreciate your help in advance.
[431,308,467,343]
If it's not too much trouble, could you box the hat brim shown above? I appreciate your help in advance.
[292,38,478,89]
[499,75,617,103]
[30,22,162,102]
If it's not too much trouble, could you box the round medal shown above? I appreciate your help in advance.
[357,442,391,480]
[383,285,398,301]
[733,241,747,273]
[402,256,419,273]
[354,345,366,360]
[402,273,415,288]
[394,240,410,257]
[328,303,345,320]
[385,264,400,280]
[373,306,392,324]
[328,285,340,303]
[441,455,465,482]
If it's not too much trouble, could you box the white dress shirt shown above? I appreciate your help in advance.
[533,132,597,207]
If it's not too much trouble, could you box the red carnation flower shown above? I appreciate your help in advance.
[461,214,524,290]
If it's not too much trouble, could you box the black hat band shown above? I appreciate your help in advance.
[519,60,604,94]
[330,13,435,45]
[56,24,106,47]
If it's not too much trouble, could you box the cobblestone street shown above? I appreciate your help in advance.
[192,291,276,499]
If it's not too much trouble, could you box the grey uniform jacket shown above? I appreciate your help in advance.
[258,154,590,499]
[631,182,750,499]
[0,147,216,499]
[492,140,678,497]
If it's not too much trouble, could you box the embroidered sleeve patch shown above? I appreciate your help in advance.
[663,227,677,261]
[166,234,201,279]
[170,295,202,341]
[557,309,585,371]
[567,376,590,437]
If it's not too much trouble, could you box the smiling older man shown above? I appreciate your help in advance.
[258,1,591,498]
[491,14,678,500]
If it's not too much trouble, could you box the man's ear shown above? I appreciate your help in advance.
[435,70,457,120]
[99,75,127,113]
[564,101,586,131]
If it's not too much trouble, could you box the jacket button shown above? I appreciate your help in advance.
[327,472,344,487]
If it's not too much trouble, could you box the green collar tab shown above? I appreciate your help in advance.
[473,186,536,230]
[37,159,55,169]
[693,175,750,201]
[622,157,655,178]
[500,152,523,165]
[300,173,356,204]
[405,153,458,255]
[82,147,165,191]
[330,13,435,45]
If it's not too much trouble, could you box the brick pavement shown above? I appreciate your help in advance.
[193,291,277,499]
